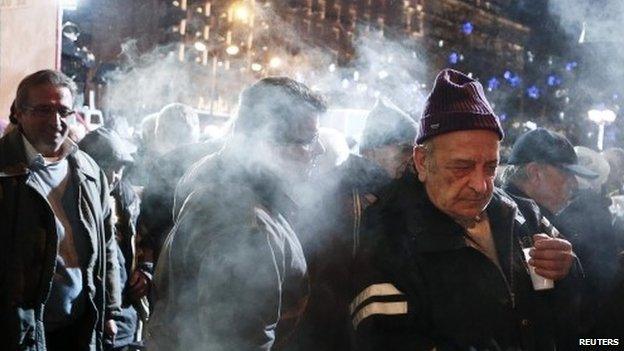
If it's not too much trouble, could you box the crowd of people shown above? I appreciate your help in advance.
[1,68,623,351]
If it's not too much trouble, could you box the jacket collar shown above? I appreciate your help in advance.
[0,129,31,177]
[503,182,555,219]
[0,128,98,182]
[22,134,78,168]
[402,176,518,253]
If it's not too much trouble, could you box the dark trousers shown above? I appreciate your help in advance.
[45,321,87,351]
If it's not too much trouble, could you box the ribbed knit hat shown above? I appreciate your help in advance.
[417,69,504,144]
[360,97,418,150]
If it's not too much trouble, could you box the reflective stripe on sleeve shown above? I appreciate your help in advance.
[352,301,408,329]
[349,283,404,314]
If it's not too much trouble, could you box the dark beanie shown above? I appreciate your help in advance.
[417,69,504,144]
[79,127,135,168]
[360,97,418,150]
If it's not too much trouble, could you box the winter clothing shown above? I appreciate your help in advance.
[149,151,309,351]
[360,98,418,151]
[506,183,619,337]
[0,128,122,351]
[418,69,504,144]
[79,128,143,349]
[508,128,598,179]
[138,140,220,264]
[293,154,392,350]
[109,180,142,349]
[78,128,134,170]
[351,173,581,351]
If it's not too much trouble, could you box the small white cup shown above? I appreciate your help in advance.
[523,247,554,290]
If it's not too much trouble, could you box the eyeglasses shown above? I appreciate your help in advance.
[24,105,75,118]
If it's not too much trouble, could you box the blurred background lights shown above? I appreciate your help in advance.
[232,3,251,22]
[461,21,474,35]
[487,77,500,91]
[448,51,459,65]
[194,41,207,51]
[269,56,282,68]
[527,85,540,99]
[225,45,240,55]
[547,74,561,86]
[565,61,578,71]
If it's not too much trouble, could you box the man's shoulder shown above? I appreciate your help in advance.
[71,148,103,181]
[0,129,26,170]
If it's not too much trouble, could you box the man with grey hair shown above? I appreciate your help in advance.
[503,128,598,217]
[150,77,326,351]
[504,128,621,337]
[0,69,121,350]
[351,69,580,350]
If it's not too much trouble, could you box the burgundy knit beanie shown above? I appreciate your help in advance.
[417,69,504,144]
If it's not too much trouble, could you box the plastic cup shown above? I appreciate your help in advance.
[523,247,554,290]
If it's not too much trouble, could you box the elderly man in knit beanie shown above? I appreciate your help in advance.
[350,69,581,351]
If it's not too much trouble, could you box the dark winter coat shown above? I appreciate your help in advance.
[351,174,581,351]
[110,179,142,348]
[505,184,620,337]
[0,129,122,351]
[138,140,221,264]
[292,154,392,351]
[148,151,309,351]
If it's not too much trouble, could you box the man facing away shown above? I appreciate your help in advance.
[149,77,326,351]
[0,70,121,350]
[351,69,580,350]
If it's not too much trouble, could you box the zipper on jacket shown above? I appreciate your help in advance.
[463,224,516,309]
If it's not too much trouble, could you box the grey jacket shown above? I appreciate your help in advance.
[149,152,309,351]
[0,129,122,351]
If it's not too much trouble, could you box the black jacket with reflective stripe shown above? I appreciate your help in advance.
[351,174,581,351]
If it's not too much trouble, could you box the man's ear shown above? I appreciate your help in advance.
[525,162,541,183]
[413,145,427,182]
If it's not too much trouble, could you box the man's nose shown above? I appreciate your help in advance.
[468,170,489,194]
[50,112,63,128]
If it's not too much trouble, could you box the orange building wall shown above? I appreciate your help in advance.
[0,0,61,122]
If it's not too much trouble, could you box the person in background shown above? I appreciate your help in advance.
[503,129,618,337]
[138,103,219,267]
[602,147,624,197]
[351,69,580,350]
[79,127,150,350]
[0,69,121,350]
[292,97,418,351]
[314,127,350,176]
[358,97,418,180]
[149,77,325,350]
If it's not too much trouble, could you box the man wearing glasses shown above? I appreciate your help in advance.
[0,70,121,350]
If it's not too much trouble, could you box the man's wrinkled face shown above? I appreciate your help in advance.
[414,130,500,221]
[16,84,73,157]
[532,163,578,214]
